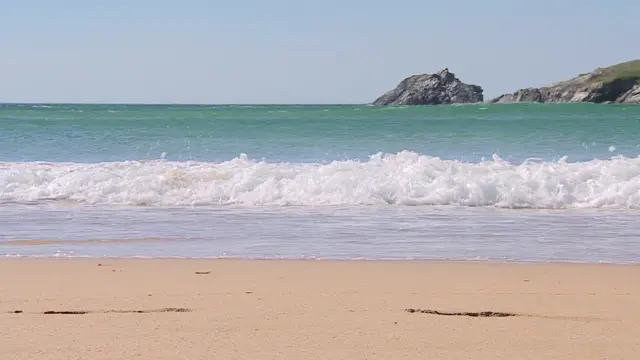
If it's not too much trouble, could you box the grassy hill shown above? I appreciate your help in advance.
[591,60,640,84]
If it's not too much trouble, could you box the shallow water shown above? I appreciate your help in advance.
[1,103,640,262]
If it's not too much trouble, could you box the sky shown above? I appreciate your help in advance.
[0,0,638,104]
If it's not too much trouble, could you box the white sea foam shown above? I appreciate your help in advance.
[2,151,640,208]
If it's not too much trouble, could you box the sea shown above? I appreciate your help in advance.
[1,103,640,263]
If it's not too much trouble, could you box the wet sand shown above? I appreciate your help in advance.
[1,259,639,359]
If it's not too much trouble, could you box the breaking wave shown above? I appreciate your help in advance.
[2,151,640,209]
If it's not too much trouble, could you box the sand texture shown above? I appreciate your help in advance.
[1,259,639,359]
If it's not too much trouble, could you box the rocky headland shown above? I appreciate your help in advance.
[490,60,640,104]
[372,68,483,105]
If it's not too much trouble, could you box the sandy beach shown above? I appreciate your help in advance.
[1,259,638,359]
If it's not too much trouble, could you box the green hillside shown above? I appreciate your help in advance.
[592,60,640,84]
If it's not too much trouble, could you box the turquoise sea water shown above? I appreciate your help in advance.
[1,103,640,262]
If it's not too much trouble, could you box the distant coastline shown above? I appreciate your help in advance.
[371,60,640,106]
[3,57,640,109]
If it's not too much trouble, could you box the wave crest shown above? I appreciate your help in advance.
[2,151,640,208]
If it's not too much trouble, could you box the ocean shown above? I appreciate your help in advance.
[1,103,639,262]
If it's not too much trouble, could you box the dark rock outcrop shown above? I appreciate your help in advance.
[490,60,640,104]
[490,88,545,103]
[617,85,640,104]
[372,68,483,105]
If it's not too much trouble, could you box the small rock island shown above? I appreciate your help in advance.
[372,68,483,105]
[490,60,640,104]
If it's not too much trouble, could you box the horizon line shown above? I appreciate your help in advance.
[0,102,372,106]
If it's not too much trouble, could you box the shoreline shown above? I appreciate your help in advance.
[1,256,638,265]
[2,259,638,359]
[2,256,638,266]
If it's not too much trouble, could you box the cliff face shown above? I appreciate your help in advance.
[372,69,483,106]
[490,60,640,104]
[617,85,640,104]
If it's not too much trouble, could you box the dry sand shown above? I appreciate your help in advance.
[1,259,639,359]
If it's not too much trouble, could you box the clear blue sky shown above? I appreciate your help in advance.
[1,0,638,104]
